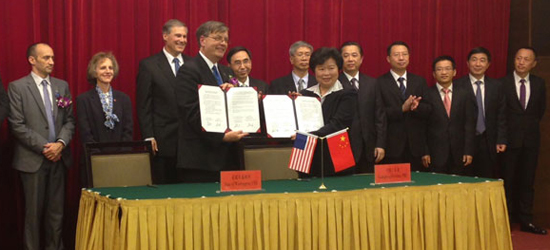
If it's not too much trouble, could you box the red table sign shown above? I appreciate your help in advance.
[220,170,262,192]
[374,163,411,184]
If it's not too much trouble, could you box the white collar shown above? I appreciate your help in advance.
[163,47,183,65]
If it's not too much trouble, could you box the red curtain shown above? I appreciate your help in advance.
[0,0,510,248]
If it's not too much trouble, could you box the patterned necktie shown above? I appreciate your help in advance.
[398,77,406,98]
[41,80,56,142]
[519,79,526,110]
[475,81,486,134]
[351,78,359,90]
[212,65,223,85]
[173,58,180,76]
[297,79,305,92]
[442,88,451,118]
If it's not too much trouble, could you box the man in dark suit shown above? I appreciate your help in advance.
[338,42,386,173]
[227,46,268,136]
[175,21,248,183]
[8,43,75,250]
[0,74,8,125]
[136,19,191,184]
[422,56,475,175]
[378,41,430,171]
[501,47,547,235]
[226,46,268,94]
[269,41,317,94]
[455,47,506,178]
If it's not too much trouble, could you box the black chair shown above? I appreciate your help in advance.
[83,141,153,188]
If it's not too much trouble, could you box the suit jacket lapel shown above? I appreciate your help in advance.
[26,75,49,122]
[196,55,219,86]
[431,87,449,120]
[525,75,538,110]
[386,73,405,101]
[157,52,176,81]
[112,90,121,119]
[50,79,60,120]
[506,75,524,110]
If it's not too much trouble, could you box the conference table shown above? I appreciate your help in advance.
[75,172,512,250]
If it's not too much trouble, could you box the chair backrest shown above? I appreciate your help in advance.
[243,147,298,180]
[84,141,153,188]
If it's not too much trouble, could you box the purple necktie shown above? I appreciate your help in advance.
[520,79,526,110]
[41,80,56,142]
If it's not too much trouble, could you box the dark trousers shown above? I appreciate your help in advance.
[431,150,464,175]
[465,133,496,178]
[20,160,66,250]
[152,156,178,184]
[355,150,374,174]
[381,143,423,172]
[502,146,539,225]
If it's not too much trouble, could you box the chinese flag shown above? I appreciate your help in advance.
[326,130,355,172]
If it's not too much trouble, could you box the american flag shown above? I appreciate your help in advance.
[288,132,318,173]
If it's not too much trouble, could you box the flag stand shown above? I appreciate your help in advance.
[318,138,327,190]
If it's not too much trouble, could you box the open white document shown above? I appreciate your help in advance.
[198,85,260,133]
[262,95,324,138]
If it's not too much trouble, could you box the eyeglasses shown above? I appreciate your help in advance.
[206,35,229,44]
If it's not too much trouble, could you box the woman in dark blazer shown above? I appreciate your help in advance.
[298,47,357,178]
[77,52,133,145]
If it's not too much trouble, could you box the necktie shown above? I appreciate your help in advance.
[520,79,526,110]
[173,58,180,76]
[475,81,486,134]
[41,80,56,142]
[398,77,406,98]
[212,65,223,85]
[442,88,451,118]
[297,79,305,92]
[351,78,359,90]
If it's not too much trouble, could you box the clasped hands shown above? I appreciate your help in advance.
[43,142,64,162]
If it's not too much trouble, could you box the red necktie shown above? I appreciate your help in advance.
[442,88,451,117]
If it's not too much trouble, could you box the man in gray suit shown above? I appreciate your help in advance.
[8,43,75,250]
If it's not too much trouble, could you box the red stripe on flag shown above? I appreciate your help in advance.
[289,134,317,174]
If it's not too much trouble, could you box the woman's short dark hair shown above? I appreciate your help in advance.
[87,52,119,84]
[309,47,343,71]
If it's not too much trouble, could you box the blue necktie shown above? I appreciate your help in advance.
[475,81,486,134]
[41,80,56,142]
[398,77,406,98]
[173,58,180,76]
[212,65,223,85]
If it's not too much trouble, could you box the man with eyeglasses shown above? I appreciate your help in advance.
[269,41,317,95]
[422,56,475,175]
[136,19,191,184]
[175,21,248,183]
[226,46,268,94]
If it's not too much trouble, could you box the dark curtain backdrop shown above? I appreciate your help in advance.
[0,0,510,248]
